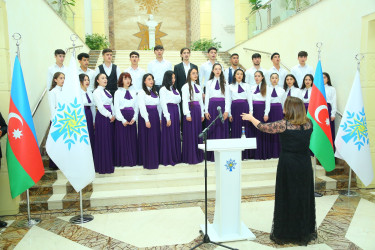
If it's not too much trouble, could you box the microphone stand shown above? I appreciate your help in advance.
[191,114,236,250]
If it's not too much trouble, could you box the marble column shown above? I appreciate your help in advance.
[84,0,92,35]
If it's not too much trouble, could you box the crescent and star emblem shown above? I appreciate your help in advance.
[314,105,330,125]
[8,112,23,139]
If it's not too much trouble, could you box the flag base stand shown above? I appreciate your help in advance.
[313,157,323,198]
[339,168,358,197]
[16,189,42,228]
[69,191,94,224]
[314,192,323,197]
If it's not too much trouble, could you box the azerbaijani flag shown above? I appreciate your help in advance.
[6,56,44,198]
[307,60,335,172]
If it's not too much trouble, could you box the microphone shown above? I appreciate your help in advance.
[217,106,224,124]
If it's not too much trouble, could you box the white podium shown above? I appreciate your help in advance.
[198,138,257,242]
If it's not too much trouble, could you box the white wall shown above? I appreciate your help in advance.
[229,0,375,114]
[5,0,90,145]
[211,0,235,51]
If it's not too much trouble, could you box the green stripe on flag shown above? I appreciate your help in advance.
[307,114,335,172]
[6,141,36,199]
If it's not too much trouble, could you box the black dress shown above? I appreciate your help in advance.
[257,119,317,245]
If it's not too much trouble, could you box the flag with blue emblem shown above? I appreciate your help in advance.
[335,70,373,186]
[46,52,95,192]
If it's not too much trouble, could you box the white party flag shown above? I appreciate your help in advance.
[335,70,373,186]
[46,52,95,192]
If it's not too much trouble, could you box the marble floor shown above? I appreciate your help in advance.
[0,189,374,249]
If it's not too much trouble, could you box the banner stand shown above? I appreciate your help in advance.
[69,191,94,224]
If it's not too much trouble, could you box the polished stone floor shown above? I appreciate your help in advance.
[0,189,374,249]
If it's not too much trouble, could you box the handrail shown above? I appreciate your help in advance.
[32,89,47,117]
[243,48,291,71]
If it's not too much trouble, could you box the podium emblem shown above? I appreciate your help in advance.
[225,159,236,172]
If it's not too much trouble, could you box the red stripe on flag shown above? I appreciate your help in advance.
[7,99,44,183]
[308,85,333,147]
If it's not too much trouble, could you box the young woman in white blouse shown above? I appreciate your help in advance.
[268,73,285,158]
[251,70,271,159]
[204,63,231,161]
[114,72,138,167]
[301,74,314,112]
[93,73,115,174]
[159,71,182,166]
[79,74,96,153]
[282,74,302,106]
[229,68,253,159]
[138,73,162,169]
[48,72,64,170]
[181,68,204,164]
[323,72,337,144]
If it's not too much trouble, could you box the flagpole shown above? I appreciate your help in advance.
[11,33,42,228]
[339,54,364,197]
[67,34,94,224]
[314,42,324,198]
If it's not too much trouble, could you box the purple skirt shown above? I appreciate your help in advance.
[94,105,114,174]
[182,101,204,164]
[328,103,335,150]
[138,105,161,169]
[84,106,95,153]
[206,98,229,161]
[268,103,283,158]
[160,103,181,166]
[115,108,138,167]
[231,99,252,159]
[251,101,272,160]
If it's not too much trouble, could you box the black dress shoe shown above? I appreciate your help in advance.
[0,220,7,228]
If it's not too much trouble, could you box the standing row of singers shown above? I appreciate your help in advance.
[49,64,336,174]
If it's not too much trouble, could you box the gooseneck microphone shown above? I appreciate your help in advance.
[217,106,224,124]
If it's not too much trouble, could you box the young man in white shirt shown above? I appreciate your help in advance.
[95,48,121,96]
[291,51,314,88]
[47,49,66,90]
[267,52,288,87]
[125,51,145,94]
[77,52,96,92]
[199,47,219,91]
[147,45,172,93]
[224,53,241,84]
[245,53,265,86]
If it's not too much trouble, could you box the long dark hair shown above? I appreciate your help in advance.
[94,73,106,89]
[323,72,332,86]
[301,74,314,89]
[162,70,175,91]
[186,68,200,101]
[254,70,267,97]
[50,72,64,91]
[142,73,158,96]
[209,63,226,95]
[283,74,299,91]
[232,68,245,84]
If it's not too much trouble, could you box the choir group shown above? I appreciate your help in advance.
[47,46,337,174]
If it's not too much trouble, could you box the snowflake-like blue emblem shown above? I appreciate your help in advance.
[225,159,236,172]
[51,98,89,150]
[340,107,369,151]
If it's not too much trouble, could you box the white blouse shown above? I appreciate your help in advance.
[159,86,181,121]
[251,83,271,116]
[48,85,62,121]
[229,82,253,114]
[325,84,337,117]
[269,85,285,104]
[80,89,96,123]
[204,77,231,114]
[301,87,312,103]
[138,87,162,122]
[282,86,302,106]
[181,82,204,118]
[93,85,114,118]
[114,88,139,123]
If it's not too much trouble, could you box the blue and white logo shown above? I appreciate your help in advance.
[340,108,369,151]
[225,159,237,172]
